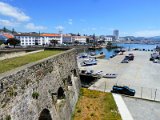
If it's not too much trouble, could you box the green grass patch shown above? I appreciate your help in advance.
[0,50,63,74]
[72,88,122,120]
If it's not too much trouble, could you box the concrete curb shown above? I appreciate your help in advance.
[113,93,134,120]
[121,94,160,103]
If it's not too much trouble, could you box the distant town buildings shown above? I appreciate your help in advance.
[13,32,91,46]
[1,27,160,46]
[104,36,114,42]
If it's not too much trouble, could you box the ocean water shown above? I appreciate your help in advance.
[118,43,156,50]
[88,43,157,59]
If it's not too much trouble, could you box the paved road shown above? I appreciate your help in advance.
[123,96,160,120]
[78,51,160,101]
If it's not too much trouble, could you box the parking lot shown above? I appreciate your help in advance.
[123,96,160,120]
[78,51,160,101]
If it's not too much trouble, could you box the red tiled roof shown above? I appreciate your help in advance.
[3,33,14,39]
[41,33,60,37]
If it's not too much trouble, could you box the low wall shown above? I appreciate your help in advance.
[0,49,44,61]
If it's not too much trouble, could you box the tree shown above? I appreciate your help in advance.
[50,39,58,46]
[3,27,7,32]
[6,38,20,48]
[12,28,15,34]
[107,41,112,46]
[92,34,97,47]
[77,33,81,36]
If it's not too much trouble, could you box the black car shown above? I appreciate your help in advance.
[111,85,135,96]
[121,57,129,63]
[128,53,134,60]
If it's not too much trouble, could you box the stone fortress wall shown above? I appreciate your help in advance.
[0,49,81,120]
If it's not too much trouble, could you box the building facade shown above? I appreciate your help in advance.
[104,36,113,42]
[113,29,119,40]
[72,36,87,43]
[15,34,45,46]
[15,33,71,46]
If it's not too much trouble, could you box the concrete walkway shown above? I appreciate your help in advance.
[113,93,134,120]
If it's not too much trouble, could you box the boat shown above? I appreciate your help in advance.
[103,73,117,78]
[90,52,105,59]
[92,71,103,76]
[110,54,116,58]
[79,53,88,58]
[89,46,103,50]
[90,52,96,56]
[81,59,97,66]
[95,54,105,59]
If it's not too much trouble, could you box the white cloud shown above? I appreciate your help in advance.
[134,30,160,37]
[25,23,47,30]
[0,2,30,22]
[0,19,19,27]
[55,25,64,31]
[68,19,73,25]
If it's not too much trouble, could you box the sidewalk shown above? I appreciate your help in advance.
[113,93,134,120]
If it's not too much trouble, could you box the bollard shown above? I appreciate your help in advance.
[151,88,152,99]
[104,82,106,92]
[141,87,143,98]
[154,89,157,101]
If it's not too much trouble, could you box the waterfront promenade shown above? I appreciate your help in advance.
[78,50,160,101]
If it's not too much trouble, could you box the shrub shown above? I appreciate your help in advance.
[5,115,11,120]
[32,92,39,99]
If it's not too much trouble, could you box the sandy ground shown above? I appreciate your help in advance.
[78,50,160,101]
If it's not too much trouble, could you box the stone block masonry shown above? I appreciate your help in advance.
[0,48,81,120]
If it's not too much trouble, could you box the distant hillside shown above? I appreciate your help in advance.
[148,36,160,41]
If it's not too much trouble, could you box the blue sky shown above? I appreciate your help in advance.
[0,0,160,37]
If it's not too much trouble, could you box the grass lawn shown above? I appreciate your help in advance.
[72,88,121,120]
[0,50,63,74]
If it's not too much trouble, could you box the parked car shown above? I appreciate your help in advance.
[150,57,154,61]
[5,46,11,48]
[111,85,136,96]
[121,58,129,63]
[128,53,134,60]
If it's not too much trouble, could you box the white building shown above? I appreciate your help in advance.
[15,33,43,46]
[72,36,87,43]
[15,33,72,46]
[104,36,113,42]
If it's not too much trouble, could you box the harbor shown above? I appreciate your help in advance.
[78,50,160,101]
